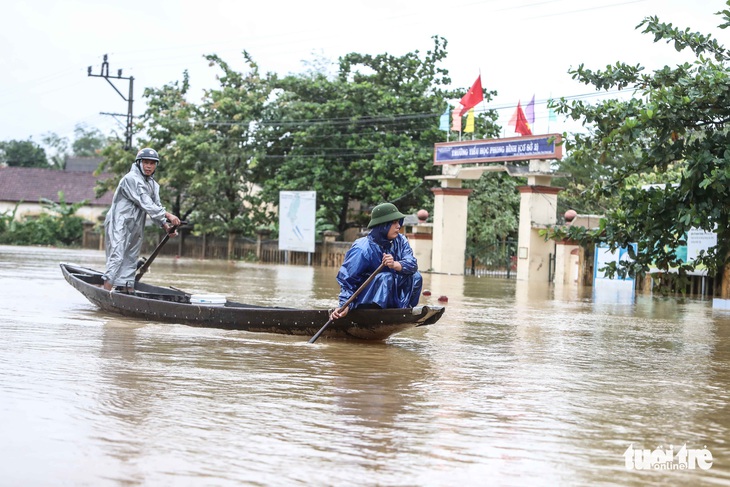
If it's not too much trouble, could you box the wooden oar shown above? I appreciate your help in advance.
[308,262,386,344]
[135,221,186,282]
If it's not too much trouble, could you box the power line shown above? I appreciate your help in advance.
[87,54,135,151]
[174,86,634,130]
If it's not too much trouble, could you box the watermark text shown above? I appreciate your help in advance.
[624,443,713,470]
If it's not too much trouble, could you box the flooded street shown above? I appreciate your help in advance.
[1,244,729,486]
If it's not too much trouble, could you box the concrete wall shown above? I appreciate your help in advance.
[0,201,106,223]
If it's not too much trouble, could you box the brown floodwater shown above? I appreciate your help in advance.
[1,245,729,486]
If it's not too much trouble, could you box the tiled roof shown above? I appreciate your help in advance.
[0,166,114,206]
[66,157,103,172]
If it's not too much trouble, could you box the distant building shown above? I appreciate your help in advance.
[65,156,103,172]
[0,163,113,223]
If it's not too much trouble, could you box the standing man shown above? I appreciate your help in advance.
[102,148,180,291]
[330,202,422,320]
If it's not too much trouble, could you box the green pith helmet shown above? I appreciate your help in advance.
[367,203,407,228]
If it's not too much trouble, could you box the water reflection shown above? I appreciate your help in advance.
[274,264,315,308]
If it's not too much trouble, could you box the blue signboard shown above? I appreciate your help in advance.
[434,134,562,165]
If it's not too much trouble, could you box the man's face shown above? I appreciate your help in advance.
[140,159,157,176]
[387,220,401,240]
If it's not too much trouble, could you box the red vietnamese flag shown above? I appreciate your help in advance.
[459,75,484,116]
[514,101,532,136]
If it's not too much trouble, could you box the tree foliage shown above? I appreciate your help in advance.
[465,172,521,244]
[38,124,110,170]
[100,53,276,240]
[464,171,521,270]
[257,36,497,234]
[95,37,506,245]
[41,132,70,169]
[135,71,197,221]
[550,4,730,281]
[0,139,49,168]
[72,124,108,157]
[188,52,275,237]
[0,192,85,246]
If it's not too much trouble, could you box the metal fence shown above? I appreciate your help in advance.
[464,239,517,278]
[83,228,352,268]
[85,228,519,278]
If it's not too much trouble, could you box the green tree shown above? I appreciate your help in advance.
[551,3,730,282]
[96,73,198,222]
[72,124,108,157]
[258,36,498,234]
[466,172,521,243]
[41,132,70,169]
[464,171,522,271]
[136,71,197,221]
[96,141,130,193]
[41,125,109,170]
[95,39,511,254]
[0,139,49,168]
[96,57,275,251]
[187,52,276,251]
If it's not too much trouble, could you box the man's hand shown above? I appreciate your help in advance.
[382,253,402,272]
[163,222,178,237]
[330,305,350,321]
[165,213,181,226]
[163,213,181,237]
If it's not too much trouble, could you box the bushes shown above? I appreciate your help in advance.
[0,213,84,246]
[0,194,86,247]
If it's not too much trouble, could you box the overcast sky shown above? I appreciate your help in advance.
[2,0,728,148]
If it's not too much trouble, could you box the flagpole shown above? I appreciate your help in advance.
[547,92,552,132]
[458,72,483,141]
[471,66,484,140]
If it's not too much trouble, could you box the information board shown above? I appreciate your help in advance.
[279,191,316,253]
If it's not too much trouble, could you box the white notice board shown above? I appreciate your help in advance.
[594,243,636,282]
[593,243,636,304]
[279,191,316,253]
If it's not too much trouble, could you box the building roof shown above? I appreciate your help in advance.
[0,166,113,206]
[66,157,103,172]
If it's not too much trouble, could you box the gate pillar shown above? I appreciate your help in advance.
[515,159,562,281]
[430,183,472,275]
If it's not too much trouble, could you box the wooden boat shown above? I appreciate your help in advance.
[60,263,445,340]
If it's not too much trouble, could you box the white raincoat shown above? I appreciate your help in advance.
[103,164,168,287]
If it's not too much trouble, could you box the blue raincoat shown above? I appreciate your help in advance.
[102,164,168,287]
[336,222,422,310]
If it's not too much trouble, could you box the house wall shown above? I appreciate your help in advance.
[0,201,106,223]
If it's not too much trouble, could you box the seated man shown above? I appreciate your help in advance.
[330,202,422,320]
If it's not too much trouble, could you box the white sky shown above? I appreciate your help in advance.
[2,0,728,148]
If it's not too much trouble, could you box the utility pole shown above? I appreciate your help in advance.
[88,54,135,150]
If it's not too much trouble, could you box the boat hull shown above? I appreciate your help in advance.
[60,263,445,340]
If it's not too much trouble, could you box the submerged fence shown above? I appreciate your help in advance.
[84,228,518,277]
[83,228,352,268]
[464,239,517,279]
